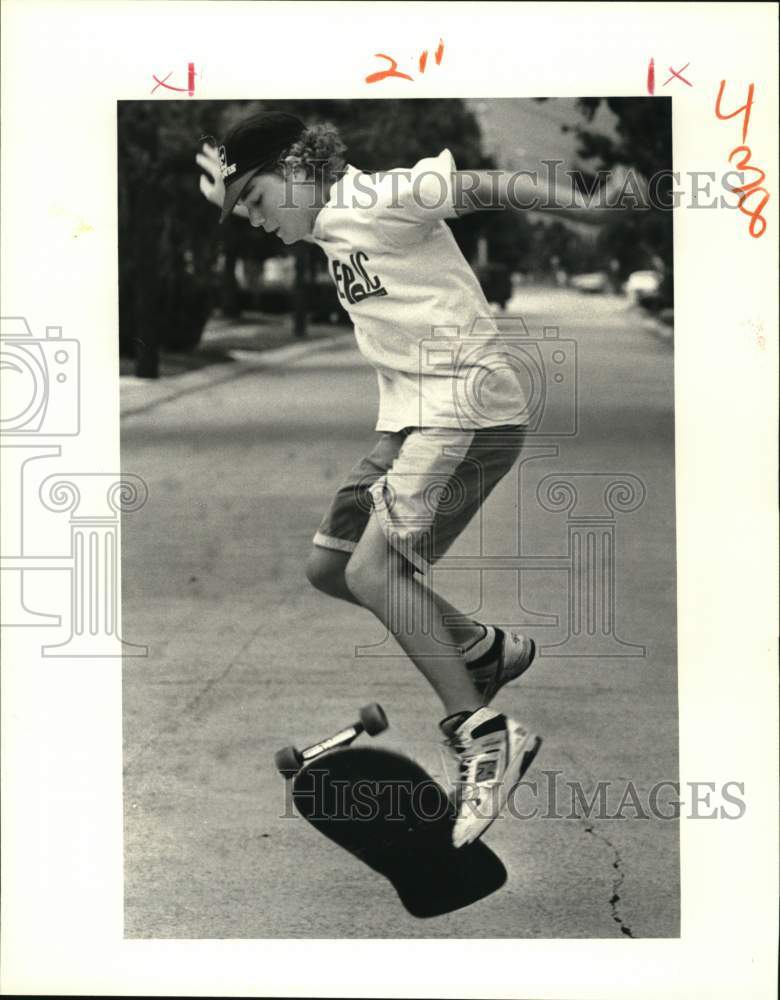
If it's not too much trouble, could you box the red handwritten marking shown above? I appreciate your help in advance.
[151,63,198,96]
[663,62,692,87]
[729,146,769,238]
[729,145,766,189]
[151,72,173,94]
[365,53,414,84]
[647,57,655,95]
[365,40,444,84]
[715,79,754,143]
[739,188,769,237]
[716,81,769,238]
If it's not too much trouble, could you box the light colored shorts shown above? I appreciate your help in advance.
[313,425,526,572]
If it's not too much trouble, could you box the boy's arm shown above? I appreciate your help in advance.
[451,167,630,225]
[196,143,249,220]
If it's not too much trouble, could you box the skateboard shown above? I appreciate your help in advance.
[275,704,507,918]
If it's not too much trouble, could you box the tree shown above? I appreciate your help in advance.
[561,98,673,297]
[118,100,226,372]
[568,98,673,183]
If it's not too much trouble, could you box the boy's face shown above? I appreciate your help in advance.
[238,168,319,244]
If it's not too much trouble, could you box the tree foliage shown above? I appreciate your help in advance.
[569,97,673,181]
[561,97,674,292]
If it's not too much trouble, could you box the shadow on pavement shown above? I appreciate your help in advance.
[290,748,507,919]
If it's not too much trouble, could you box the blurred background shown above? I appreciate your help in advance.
[121,96,679,937]
[117,97,673,378]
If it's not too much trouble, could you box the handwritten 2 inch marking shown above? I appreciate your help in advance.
[365,39,444,85]
[715,80,770,238]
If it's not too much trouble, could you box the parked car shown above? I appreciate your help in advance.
[570,272,609,294]
[623,270,662,304]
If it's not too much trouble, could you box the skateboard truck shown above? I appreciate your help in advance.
[274,703,389,778]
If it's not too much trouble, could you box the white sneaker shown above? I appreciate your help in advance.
[441,707,542,848]
[470,629,536,705]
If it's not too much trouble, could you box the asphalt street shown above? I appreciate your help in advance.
[121,288,678,938]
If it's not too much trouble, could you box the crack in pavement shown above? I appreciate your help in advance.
[559,748,636,938]
[581,819,635,938]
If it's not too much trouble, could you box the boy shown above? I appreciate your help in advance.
[197,110,579,847]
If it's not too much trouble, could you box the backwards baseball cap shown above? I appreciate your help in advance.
[216,111,306,223]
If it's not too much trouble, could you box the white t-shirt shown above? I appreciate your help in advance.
[310,149,529,432]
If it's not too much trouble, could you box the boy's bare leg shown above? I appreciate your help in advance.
[306,546,486,652]
[344,512,483,716]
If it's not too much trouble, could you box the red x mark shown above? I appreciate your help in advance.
[663,63,692,88]
[151,71,174,93]
[151,63,197,96]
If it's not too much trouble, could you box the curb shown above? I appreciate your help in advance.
[625,304,674,344]
[120,333,351,419]
[638,315,674,343]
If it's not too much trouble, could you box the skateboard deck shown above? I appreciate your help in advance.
[290,746,507,918]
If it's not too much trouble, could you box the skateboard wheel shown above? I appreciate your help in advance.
[359,703,389,737]
[274,745,303,778]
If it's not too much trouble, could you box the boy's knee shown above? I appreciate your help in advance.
[343,556,376,604]
[305,547,349,595]
[345,546,411,605]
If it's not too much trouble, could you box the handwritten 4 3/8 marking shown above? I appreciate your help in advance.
[715,80,770,238]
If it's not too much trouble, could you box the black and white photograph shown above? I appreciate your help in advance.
[119,95,679,938]
[1,3,777,996]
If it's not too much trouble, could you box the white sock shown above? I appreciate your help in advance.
[462,625,496,664]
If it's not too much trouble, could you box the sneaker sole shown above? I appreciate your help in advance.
[453,734,543,848]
